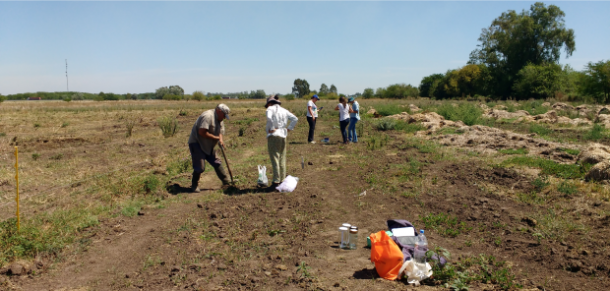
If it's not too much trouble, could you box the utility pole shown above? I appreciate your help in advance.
[65,59,69,92]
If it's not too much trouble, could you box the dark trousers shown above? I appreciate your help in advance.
[339,119,349,143]
[189,143,222,174]
[307,116,316,142]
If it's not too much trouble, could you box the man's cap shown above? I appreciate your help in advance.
[265,96,281,107]
[217,104,230,119]
[312,94,319,100]
[348,97,355,102]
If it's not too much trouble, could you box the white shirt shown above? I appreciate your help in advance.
[338,103,350,121]
[266,104,298,138]
[307,100,318,118]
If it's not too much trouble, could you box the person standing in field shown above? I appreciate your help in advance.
[335,96,350,144]
[266,95,298,190]
[347,97,360,143]
[187,104,232,192]
[306,95,321,144]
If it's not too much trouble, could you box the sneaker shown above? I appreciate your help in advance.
[309,141,316,144]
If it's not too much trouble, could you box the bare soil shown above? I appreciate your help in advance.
[2,101,610,291]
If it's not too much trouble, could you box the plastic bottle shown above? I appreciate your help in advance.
[413,229,428,278]
[339,227,349,249]
[348,226,358,250]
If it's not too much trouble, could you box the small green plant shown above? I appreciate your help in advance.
[32,153,40,161]
[179,109,188,116]
[528,123,552,136]
[143,175,160,194]
[166,157,190,177]
[0,132,5,137]
[267,229,285,237]
[239,127,246,137]
[559,148,580,156]
[366,133,389,150]
[50,153,64,160]
[61,122,70,128]
[531,174,550,192]
[33,123,41,128]
[497,148,528,155]
[557,180,577,196]
[157,116,179,138]
[296,261,313,278]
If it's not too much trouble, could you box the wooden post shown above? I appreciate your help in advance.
[14,146,20,231]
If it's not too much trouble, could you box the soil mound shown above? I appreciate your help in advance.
[552,102,575,111]
[409,104,422,112]
[430,125,579,162]
[578,143,610,165]
[387,112,410,122]
[533,110,558,124]
[585,160,610,181]
[482,109,530,120]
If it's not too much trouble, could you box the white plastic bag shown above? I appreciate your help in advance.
[276,175,299,193]
[257,165,268,187]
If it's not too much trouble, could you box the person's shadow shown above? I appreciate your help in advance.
[166,183,218,195]
[166,183,272,196]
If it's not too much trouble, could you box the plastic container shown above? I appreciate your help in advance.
[348,226,358,250]
[413,229,428,278]
[339,227,349,249]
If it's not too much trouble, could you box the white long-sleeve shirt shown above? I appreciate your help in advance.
[266,104,298,138]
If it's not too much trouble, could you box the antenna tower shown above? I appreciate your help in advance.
[65,59,69,91]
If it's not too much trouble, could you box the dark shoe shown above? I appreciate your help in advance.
[191,172,201,193]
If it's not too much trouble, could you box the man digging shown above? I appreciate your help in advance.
[188,104,232,192]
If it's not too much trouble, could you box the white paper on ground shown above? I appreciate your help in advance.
[391,227,415,237]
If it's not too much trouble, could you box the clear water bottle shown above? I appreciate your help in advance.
[413,229,428,278]
[348,226,358,250]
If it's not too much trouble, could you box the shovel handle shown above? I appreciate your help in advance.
[220,145,234,183]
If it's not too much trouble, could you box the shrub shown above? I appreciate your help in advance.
[32,153,40,161]
[375,118,397,131]
[528,124,552,136]
[584,124,605,141]
[157,116,179,138]
[436,103,482,126]
[143,175,160,194]
[557,180,577,196]
[375,104,410,116]
[192,91,205,101]
[50,153,64,160]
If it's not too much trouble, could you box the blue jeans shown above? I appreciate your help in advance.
[348,117,359,142]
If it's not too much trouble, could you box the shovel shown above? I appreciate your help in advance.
[219,145,234,184]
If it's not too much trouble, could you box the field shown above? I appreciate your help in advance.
[1,99,610,290]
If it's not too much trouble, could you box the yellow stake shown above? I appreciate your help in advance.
[14,146,20,231]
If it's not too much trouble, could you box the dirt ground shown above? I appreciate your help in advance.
[2,100,610,290]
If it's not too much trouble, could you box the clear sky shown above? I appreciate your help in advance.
[0,1,608,95]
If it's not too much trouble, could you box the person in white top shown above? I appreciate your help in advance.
[334,96,350,144]
[306,95,322,144]
[266,95,298,190]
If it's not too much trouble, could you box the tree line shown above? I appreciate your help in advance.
[419,2,609,102]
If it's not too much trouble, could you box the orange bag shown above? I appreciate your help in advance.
[370,230,404,280]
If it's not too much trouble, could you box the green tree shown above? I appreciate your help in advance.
[512,63,563,98]
[292,79,310,98]
[375,87,386,98]
[384,84,419,99]
[330,84,337,94]
[319,83,329,95]
[0,94,5,103]
[362,88,374,99]
[581,60,610,103]
[95,92,105,101]
[469,2,575,97]
[192,91,205,101]
[419,74,444,98]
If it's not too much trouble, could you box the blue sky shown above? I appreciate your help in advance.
[0,1,608,95]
